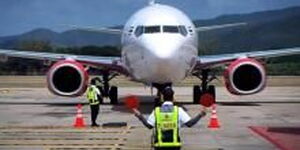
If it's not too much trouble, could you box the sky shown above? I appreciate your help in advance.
[1,0,300,36]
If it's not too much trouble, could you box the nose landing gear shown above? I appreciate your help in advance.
[152,83,172,106]
[193,69,216,104]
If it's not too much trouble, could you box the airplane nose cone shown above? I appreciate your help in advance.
[140,34,183,58]
[132,34,193,83]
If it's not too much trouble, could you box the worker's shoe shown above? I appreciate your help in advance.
[91,124,99,127]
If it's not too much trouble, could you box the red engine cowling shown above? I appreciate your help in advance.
[47,60,89,97]
[224,58,266,95]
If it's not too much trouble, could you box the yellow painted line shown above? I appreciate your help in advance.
[45,145,126,150]
[0,137,123,141]
[0,140,126,146]
[0,131,124,134]
[0,125,133,150]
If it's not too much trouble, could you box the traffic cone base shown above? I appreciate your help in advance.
[208,115,220,128]
[74,117,85,128]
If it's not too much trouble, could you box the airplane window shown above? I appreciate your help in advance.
[129,26,134,33]
[179,26,188,36]
[135,26,143,37]
[144,26,160,34]
[163,26,179,33]
[188,26,193,33]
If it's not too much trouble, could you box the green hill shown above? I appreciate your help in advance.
[195,6,300,55]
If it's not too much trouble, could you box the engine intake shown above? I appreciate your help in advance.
[47,60,89,97]
[224,58,266,95]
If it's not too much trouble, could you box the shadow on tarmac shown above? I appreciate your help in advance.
[112,95,193,114]
[37,112,76,118]
[217,102,261,106]
[267,127,300,135]
[112,95,156,114]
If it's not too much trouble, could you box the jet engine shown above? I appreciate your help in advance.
[224,58,266,95]
[47,60,89,97]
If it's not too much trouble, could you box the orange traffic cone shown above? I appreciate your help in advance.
[208,104,220,129]
[73,104,86,128]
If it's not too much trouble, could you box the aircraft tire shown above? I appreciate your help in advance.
[208,85,216,103]
[154,97,161,107]
[97,86,104,104]
[109,86,118,104]
[193,85,202,104]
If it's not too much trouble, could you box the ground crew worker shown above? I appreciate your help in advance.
[133,87,207,150]
[87,79,101,127]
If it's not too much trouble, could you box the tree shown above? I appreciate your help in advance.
[16,40,52,52]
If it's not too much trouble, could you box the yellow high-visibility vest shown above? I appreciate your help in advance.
[87,86,99,105]
[154,106,181,147]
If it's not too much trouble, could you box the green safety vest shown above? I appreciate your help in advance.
[87,86,99,105]
[154,106,181,147]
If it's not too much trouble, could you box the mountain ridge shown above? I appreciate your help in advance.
[0,6,299,52]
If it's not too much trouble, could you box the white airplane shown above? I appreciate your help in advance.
[0,0,300,104]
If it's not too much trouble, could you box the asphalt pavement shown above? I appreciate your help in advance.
[0,86,299,150]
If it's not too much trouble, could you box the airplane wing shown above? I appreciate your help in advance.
[195,47,300,69]
[0,49,128,74]
[67,25,123,35]
[196,23,246,32]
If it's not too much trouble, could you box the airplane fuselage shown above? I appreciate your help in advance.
[121,4,198,84]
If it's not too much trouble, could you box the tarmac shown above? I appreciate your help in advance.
[0,86,300,150]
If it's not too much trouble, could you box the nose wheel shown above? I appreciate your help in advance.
[109,86,118,104]
[152,83,172,106]
[193,85,202,104]
[93,71,119,105]
[193,69,216,104]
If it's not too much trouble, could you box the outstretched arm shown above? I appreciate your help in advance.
[184,106,207,127]
[133,109,153,129]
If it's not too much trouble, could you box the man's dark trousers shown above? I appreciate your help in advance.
[90,104,99,125]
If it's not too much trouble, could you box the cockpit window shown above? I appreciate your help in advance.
[134,25,188,37]
[163,25,188,36]
[144,26,161,33]
[163,26,179,33]
[179,25,188,36]
[135,26,143,37]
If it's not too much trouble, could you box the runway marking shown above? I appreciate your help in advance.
[0,126,143,150]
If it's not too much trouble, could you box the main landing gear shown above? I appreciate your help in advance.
[193,69,216,104]
[93,71,119,105]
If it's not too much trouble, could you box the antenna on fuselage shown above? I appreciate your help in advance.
[149,0,156,5]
